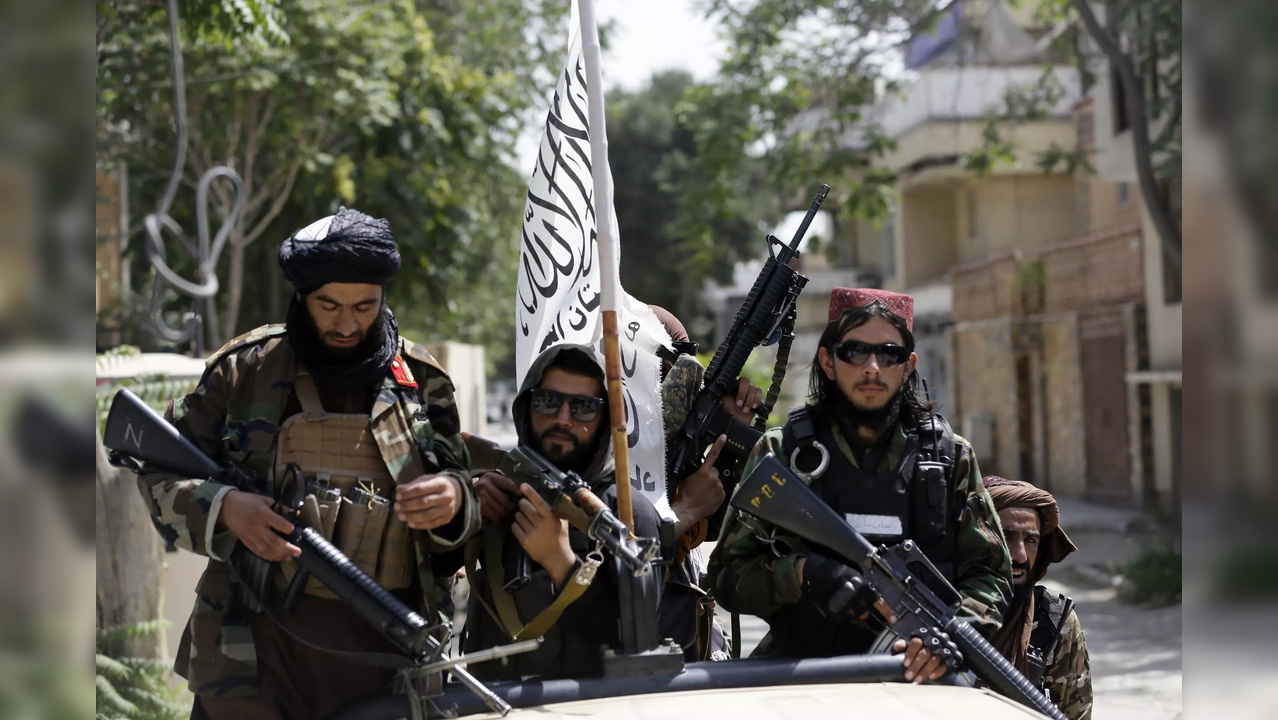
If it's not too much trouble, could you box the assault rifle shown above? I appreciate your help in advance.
[499,446,659,580]
[730,455,1068,720]
[102,388,534,720]
[667,184,828,541]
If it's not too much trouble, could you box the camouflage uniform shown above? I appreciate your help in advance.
[709,420,1012,656]
[137,324,480,699]
[1044,608,1093,720]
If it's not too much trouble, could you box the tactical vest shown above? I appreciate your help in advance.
[782,406,958,584]
[275,371,415,597]
[1027,585,1074,690]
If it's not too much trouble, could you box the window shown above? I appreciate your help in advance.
[1117,182,1131,206]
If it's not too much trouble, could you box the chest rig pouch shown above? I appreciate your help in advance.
[782,406,957,583]
[275,371,415,598]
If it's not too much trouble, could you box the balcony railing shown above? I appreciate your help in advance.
[876,65,1080,140]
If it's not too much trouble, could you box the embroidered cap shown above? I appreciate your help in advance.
[828,288,914,331]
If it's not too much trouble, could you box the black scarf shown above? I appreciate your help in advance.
[285,296,399,392]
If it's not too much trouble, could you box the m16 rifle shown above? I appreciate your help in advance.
[102,388,534,720]
[730,455,1069,720]
[667,184,828,541]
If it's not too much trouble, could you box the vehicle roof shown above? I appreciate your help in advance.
[466,682,1046,719]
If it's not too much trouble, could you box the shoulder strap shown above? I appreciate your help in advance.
[1030,586,1074,667]
[292,372,327,419]
[911,413,957,578]
[467,526,597,642]
[783,407,825,483]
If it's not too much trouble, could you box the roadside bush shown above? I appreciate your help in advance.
[1119,539,1182,606]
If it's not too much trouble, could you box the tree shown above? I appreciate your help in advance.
[1067,0,1180,269]
[98,0,567,371]
[605,70,763,332]
[683,0,1181,270]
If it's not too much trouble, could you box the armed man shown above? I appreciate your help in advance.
[710,287,1013,682]
[136,208,480,720]
[984,477,1093,719]
[464,343,671,679]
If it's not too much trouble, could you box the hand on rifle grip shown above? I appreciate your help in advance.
[801,553,877,623]
[220,489,301,562]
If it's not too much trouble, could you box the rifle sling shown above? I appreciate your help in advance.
[465,525,595,642]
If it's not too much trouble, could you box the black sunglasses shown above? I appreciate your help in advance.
[530,388,605,422]
[832,340,911,367]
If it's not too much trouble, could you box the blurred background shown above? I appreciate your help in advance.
[0,0,1265,716]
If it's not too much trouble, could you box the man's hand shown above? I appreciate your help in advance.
[474,471,520,524]
[671,434,727,536]
[892,637,950,684]
[511,484,576,586]
[801,553,877,623]
[219,490,301,562]
[395,474,464,530]
[721,377,764,426]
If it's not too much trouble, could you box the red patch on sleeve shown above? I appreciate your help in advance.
[390,355,417,388]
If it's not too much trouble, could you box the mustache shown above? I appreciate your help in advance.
[539,428,577,443]
[1013,562,1032,573]
[855,380,888,389]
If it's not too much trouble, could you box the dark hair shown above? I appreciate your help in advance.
[807,302,937,423]
[545,347,606,392]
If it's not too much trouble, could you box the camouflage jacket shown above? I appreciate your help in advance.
[135,324,480,698]
[1045,608,1093,720]
[709,420,1012,655]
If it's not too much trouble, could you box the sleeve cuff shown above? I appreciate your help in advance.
[205,484,237,561]
[427,471,480,550]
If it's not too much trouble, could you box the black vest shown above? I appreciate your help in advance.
[763,407,958,658]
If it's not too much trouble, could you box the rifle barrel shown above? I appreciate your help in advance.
[786,184,831,253]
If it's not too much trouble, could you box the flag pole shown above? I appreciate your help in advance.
[578,0,633,533]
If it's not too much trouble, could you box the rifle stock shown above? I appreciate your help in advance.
[730,455,1067,720]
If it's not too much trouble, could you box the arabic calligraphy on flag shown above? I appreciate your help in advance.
[515,1,674,516]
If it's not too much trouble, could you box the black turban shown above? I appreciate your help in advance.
[278,207,401,292]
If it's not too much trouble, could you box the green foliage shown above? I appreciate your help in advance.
[678,0,946,243]
[96,621,192,720]
[98,0,566,373]
[606,71,771,334]
[1118,539,1182,607]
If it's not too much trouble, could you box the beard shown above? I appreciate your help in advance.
[285,295,397,391]
[831,380,906,436]
[535,427,596,474]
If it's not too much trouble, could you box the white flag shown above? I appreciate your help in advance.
[515,1,674,517]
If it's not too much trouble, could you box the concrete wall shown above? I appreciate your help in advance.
[900,186,958,289]
[951,320,1019,478]
[1040,314,1088,497]
[424,342,487,436]
[958,175,1078,264]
